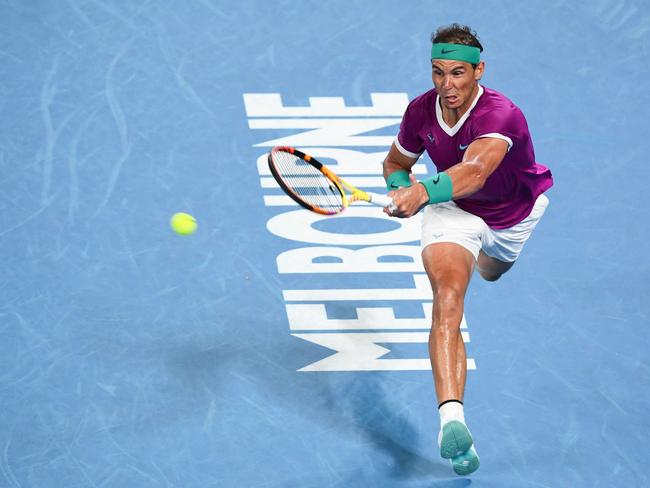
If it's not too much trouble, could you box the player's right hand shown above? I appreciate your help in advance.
[384,174,429,218]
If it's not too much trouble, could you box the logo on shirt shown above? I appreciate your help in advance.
[427,133,434,143]
[459,143,469,151]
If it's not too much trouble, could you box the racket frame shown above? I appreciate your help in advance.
[268,146,381,215]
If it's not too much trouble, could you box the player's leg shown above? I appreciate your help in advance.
[419,202,484,474]
[422,241,478,468]
[422,241,474,403]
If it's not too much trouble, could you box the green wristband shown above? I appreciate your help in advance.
[420,172,453,204]
[386,170,412,191]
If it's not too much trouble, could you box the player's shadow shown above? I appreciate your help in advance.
[322,375,471,484]
[165,340,472,484]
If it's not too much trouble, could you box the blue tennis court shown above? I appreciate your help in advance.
[2,1,649,486]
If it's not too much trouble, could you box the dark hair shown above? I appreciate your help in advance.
[431,23,483,52]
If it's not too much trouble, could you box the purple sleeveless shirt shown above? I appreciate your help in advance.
[396,86,553,229]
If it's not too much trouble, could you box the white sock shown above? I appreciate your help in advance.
[439,401,465,426]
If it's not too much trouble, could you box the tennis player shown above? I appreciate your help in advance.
[383,24,553,475]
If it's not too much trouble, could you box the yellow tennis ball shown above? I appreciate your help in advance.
[170,212,197,235]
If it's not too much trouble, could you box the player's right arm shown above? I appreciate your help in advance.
[384,95,431,216]
[383,142,418,183]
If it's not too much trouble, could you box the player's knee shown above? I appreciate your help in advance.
[435,286,464,304]
[433,287,465,319]
[479,269,503,282]
[477,260,514,282]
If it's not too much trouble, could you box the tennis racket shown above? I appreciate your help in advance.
[267,146,394,215]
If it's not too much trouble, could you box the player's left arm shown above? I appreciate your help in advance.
[445,137,509,199]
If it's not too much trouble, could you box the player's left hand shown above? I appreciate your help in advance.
[384,174,429,218]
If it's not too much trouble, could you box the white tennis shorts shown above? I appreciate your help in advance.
[421,194,549,263]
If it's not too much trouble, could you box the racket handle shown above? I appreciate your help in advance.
[366,192,393,207]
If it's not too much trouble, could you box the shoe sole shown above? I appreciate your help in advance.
[440,420,473,459]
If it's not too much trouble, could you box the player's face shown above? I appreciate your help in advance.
[431,60,484,113]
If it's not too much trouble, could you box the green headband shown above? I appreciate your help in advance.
[431,43,481,65]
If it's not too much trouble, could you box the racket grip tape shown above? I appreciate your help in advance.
[367,192,393,207]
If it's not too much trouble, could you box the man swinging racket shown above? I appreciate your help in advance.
[383,23,553,475]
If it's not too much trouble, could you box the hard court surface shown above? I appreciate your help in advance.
[1,1,649,486]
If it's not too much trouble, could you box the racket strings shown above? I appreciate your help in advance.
[272,151,344,212]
